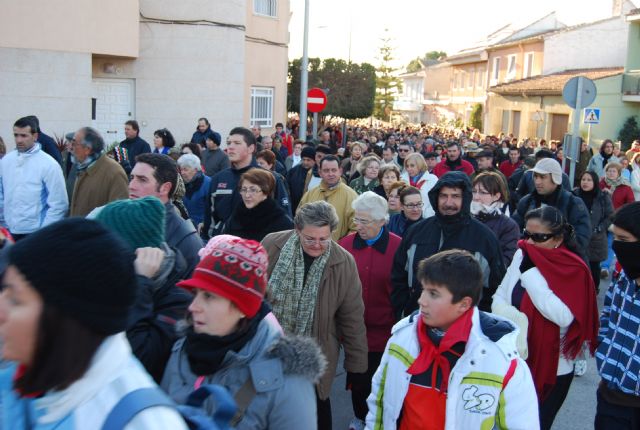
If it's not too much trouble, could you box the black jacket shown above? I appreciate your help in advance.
[223,198,293,242]
[287,163,310,213]
[38,132,63,165]
[127,244,192,383]
[474,211,520,266]
[573,188,613,262]
[391,171,506,319]
[120,136,151,168]
[164,202,202,275]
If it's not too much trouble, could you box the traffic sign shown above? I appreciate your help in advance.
[307,87,327,113]
[562,76,597,109]
[584,108,600,124]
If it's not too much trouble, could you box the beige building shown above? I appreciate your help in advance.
[0,0,290,150]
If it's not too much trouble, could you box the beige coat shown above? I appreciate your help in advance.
[262,230,368,399]
[298,181,357,241]
[70,155,129,216]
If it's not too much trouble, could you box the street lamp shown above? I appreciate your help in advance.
[298,0,310,141]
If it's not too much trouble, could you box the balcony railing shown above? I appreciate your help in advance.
[622,71,640,95]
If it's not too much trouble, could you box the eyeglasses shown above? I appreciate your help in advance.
[403,202,424,209]
[239,187,262,195]
[522,229,555,243]
[353,217,373,225]
[299,234,331,246]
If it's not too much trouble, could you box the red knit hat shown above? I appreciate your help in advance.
[177,236,268,318]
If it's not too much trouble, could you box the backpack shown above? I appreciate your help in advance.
[101,384,236,430]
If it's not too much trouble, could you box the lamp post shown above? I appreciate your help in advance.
[298,0,310,140]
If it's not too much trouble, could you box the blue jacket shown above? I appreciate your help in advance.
[38,131,63,165]
[0,145,68,234]
[203,162,291,237]
[387,212,421,238]
[182,173,212,227]
[191,127,221,146]
[596,271,640,397]
[120,136,151,168]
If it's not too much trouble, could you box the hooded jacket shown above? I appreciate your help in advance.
[127,243,192,383]
[161,318,326,429]
[391,171,506,318]
[164,202,202,275]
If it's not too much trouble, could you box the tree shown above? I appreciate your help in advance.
[287,58,376,119]
[617,115,640,151]
[374,30,403,121]
[406,51,447,72]
[470,103,483,130]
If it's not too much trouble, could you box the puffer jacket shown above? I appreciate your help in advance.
[474,211,520,266]
[161,318,326,429]
[0,334,187,429]
[366,308,539,430]
[391,172,506,317]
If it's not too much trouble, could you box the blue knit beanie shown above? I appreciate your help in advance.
[96,196,166,250]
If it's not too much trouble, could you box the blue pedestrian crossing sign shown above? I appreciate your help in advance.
[584,108,600,124]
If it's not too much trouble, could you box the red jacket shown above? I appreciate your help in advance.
[499,160,522,178]
[433,158,475,177]
[599,179,635,209]
[339,228,401,352]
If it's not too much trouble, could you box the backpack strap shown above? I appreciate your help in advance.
[229,377,257,426]
[102,387,175,430]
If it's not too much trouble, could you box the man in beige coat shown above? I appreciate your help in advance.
[69,127,129,216]
[262,201,368,430]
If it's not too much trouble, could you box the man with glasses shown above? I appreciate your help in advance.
[298,155,358,241]
[512,158,591,259]
[396,142,413,173]
[391,171,505,317]
[0,116,67,240]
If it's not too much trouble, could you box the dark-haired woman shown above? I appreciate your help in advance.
[0,219,187,429]
[153,128,176,155]
[492,206,599,430]
[223,168,293,242]
[574,171,613,290]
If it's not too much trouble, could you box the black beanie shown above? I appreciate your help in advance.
[8,218,138,335]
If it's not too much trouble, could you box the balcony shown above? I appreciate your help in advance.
[622,71,640,102]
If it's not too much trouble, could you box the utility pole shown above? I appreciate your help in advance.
[298,0,310,140]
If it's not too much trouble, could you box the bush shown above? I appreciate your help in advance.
[470,103,483,130]
[617,116,640,151]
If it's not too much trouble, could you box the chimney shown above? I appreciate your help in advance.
[612,0,623,16]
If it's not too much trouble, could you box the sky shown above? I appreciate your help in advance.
[288,0,617,70]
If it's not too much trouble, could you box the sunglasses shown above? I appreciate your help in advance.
[522,229,555,243]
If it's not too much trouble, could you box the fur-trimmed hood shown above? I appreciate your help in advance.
[267,335,327,384]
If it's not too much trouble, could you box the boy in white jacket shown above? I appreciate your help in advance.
[366,249,539,429]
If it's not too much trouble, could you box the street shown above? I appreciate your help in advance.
[330,277,609,429]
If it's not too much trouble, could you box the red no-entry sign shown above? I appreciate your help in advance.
[307,88,327,113]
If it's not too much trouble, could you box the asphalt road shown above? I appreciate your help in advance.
[330,277,609,429]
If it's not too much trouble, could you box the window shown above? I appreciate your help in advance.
[453,72,459,90]
[507,55,517,80]
[477,68,484,88]
[523,52,534,79]
[492,57,501,84]
[250,87,273,127]
[254,0,277,17]
[468,69,474,89]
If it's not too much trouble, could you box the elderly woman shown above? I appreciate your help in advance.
[338,192,402,430]
[177,153,211,228]
[261,201,368,430]
[400,152,438,217]
[223,168,293,242]
[388,185,423,237]
[471,171,520,265]
[349,155,381,194]
[373,163,401,200]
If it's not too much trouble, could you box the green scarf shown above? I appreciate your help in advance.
[604,174,630,194]
[268,232,331,336]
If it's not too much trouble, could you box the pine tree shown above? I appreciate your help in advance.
[617,116,640,151]
[374,30,403,121]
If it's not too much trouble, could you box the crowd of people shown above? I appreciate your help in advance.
[0,115,639,429]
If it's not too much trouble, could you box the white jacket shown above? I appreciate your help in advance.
[366,307,539,430]
[400,170,437,218]
[492,249,575,375]
[0,145,68,233]
[0,333,187,429]
[631,163,640,201]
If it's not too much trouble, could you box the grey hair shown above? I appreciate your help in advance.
[177,153,202,171]
[294,201,339,232]
[262,135,273,144]
[352,191,389,223]
[356,154,381,175]
[78,127,104,154]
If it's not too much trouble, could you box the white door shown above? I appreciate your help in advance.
[92,79,135,146]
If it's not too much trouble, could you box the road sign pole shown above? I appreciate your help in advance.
[587,123,592,151]
[568,77,584,185]
[312,112,318,141]
[298,0,310,140]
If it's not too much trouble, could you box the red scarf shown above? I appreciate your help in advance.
[407,308,473,393]
[408,174,426,189]
[517,240,599,400]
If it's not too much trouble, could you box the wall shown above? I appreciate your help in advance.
[0,0,138,58]
[424,63,453,102]
[0,48,92,151]
[543,17,628,75]
[487,40,544,85]
[626,18,640,71]
[244,0,290,135]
